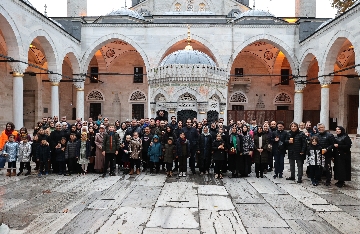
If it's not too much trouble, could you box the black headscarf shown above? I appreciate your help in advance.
[336,126,346,137]
[257,126,263,136]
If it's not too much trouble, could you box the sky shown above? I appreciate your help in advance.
[28,0,338,18]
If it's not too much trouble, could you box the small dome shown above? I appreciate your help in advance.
[160,50,216,67]
[107,7,145,20]
[317,18,332,30]
[237,9,275,18]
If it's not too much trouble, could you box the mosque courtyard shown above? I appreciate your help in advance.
[0,145,359,234]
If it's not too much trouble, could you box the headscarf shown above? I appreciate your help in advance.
[336,126,346,137]
[257,126,263,137]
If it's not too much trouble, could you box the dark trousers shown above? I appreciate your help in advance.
[189,148,196,171]
[19,162,31,172]
[214,160,224,175]
[274,153,285,175]
[7,161,16,169]
[228,153,240,174]
[268,153,274,169]
[309,165,322,182]
[149,161,159,173]
[39,161,49,173]
[173,158,179,170]
[142,151,149,170]
[51,153,58,173]
[104,153,115,174]
[165,162,173,172]
[255,163,266,177]
[130,158,141,170]
[178,156,187,172]
[324,157,332,183]
[58,161,66,174]
[289,159,304,179]
[67,158,78,174]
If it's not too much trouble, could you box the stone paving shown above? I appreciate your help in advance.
[0,151,359,234]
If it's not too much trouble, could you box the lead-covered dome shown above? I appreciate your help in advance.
[160,50,216,66]
[107,7,145,20]
[237,9,275,18]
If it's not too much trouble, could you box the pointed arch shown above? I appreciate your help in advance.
[208,88,225,103]
[229,34,298,73]
[61,47,81,75]
[173,87,200,102]
[129,89,147,102]
[229,91,248,103]
[299,51,318,76]
[273,92,292,105]
[81,33,149,73]
[87,89,105,101]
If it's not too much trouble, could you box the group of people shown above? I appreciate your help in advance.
[0,114,353,187]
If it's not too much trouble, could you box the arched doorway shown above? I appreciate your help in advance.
[178,110,197,124]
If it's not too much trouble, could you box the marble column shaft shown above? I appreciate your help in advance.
[13,73,24,129]
[50,81,60,118]
[320,84,330,130]
[294,91,303,124]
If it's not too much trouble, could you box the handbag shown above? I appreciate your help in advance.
[0,151,6,168]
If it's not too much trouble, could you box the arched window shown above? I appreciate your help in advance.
[230,91,248,103]
[274,92,292,105]
[87,90,105,101]
[129,90,146,101]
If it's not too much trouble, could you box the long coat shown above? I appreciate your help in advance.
[212,140,226,161]
[253,134,269,164]
[287,131,307,160]
[94,132,104,170]
[334,134,352,181]
[197,134,213,169]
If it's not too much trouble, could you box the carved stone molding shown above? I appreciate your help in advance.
[73,80,85,90]
[10,62,27,75]
[293,76,306,93]
[319,77,333,87]
[49,74,62,83]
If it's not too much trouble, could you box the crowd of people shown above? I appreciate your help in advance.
[0,113,353,187]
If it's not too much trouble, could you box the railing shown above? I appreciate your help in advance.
[230,76,251,84]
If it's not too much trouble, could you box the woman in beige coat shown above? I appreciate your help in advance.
[94,125,105,173]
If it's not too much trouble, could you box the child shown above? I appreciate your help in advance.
[65,133,78,175]
[129,132,142,175]
[36,137,51,176]
[77,132,91,175]
[55,137,67,175]
[31,134,40,170]
[3,135,18,177]
[121,135,131,175]
[163,137,176,177]
[306,136,324,186]
[102,124,120,177]
[148,135,162,174]
[17,136,32,176]
[176,132,190,177]
[212,133,226,179]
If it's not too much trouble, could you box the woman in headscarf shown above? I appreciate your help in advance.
[196,126,213,175]
[0,122,18,150]
[240,124,254,177]
[333,126,352,188]
[253,126,269,178]
[227,125,243,178]
[15,127,31,142]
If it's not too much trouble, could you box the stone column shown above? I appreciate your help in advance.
[357,68,360,135]
[293,77,306,124]
[49,75,61,118]
[74,80,85,121]
[319,77,333,130]
[11,63,27,130]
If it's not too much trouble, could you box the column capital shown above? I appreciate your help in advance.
[73,80,85,91]
[10,62,27,76]
[294,76,306,93]
[319,77,333,87]
[355,67,360,79]
[49,74,61,84]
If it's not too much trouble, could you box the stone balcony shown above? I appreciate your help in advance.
[229,76,252,92]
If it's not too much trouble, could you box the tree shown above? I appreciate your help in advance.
[331,0,357,13]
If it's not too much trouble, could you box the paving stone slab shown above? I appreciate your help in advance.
[22,213,76,234]
[0,212,37,229]
[197,185,228,196]
[246,177,287,194]
[338,205,360,217]
[222,178,265,204]
[262,194,320,221]
[234,203,289,228]
[156,182,198,208]
[339,189,360,200]
[134,174,166,187]
[198,195,235,211]
[146,207,199,229]
[278,184,342,212]
[143,228,200,234]
[317,211,360,233]
[0,199,26,212]
[199,210,247,234]
[52,175,96,193]
[300,181,340,195]
[120,185,161,208]
[87,176,120,191]
[97,207,152,234]
[246,227,296,234]
[287,219,342,234]
[319,193,360,206]
[61,191,102,214]
[57,208,113,234]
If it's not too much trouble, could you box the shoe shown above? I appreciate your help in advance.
[273,174,278,179]
[192,170,196,175]
[268,168,273,172]
[136,169,140,175]
[264,169,267,174]
[260,175,264,178]
[102,173,106,178]
[11,169,16,177]
[25,171,30,176]
[297,179,302,183]
[200,172,204,175]
[205,171,209,175]
[286,177,295,180]
[17,171,22,176]
[325,182,331,186]
[58,172,62,175]
[6,169,11,177]
[336,183,344,188]
[215,174,218,179]
[179,172,183,177]
[279,174,283,178]
[38,173,42,177]
[169,171,173,177]
[183,172,186,177]
[110,172,116,176]
[45,172,48,175]
[129,169,134,175]
[256,174,259,178]
[219,174,223,179]
[142,168,147,172]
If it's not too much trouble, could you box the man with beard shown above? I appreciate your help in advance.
[169,116,178,131]
[183,119,199,174]
[49,122,66,173]
[141,126,153,172]
[315,123,335,186]
[149,118,161,136]
[155,110,167,122]
[125,119,142,138]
